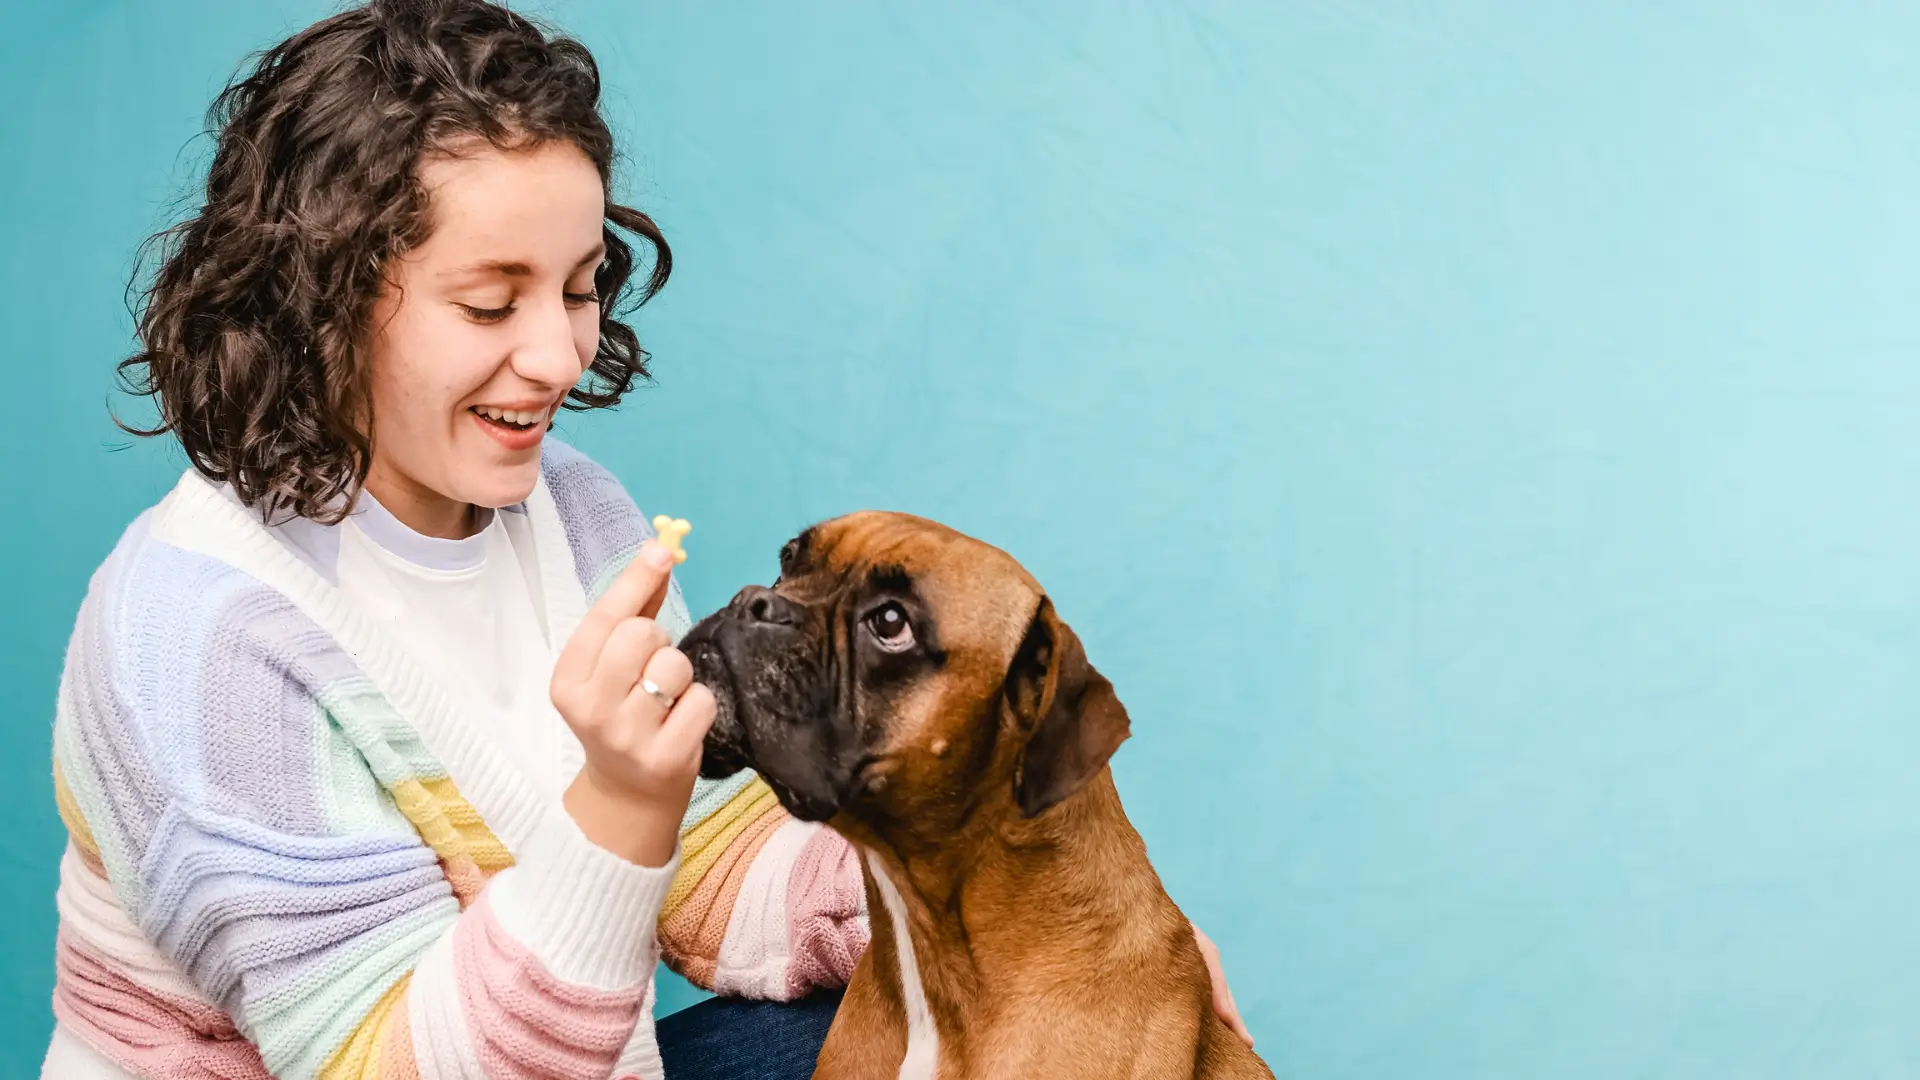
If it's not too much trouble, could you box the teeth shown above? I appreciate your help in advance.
[474,406,545,426]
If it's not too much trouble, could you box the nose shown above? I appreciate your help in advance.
[731,585,805,627]
[511,299,588,389]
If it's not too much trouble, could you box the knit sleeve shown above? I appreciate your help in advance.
[658,772,869,999]
[51,542,674,1080]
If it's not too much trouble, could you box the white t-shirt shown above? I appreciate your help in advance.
[330,495,580,803]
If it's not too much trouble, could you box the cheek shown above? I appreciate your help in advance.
[572,307,600,367]
[856,682,1001,815]
[366,318,428,432]
[373,309,503,420]
[863,679,949,757]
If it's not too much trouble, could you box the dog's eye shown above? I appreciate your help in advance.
[866,603,915,652]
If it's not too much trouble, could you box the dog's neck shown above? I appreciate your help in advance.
[851,769,1180,1064]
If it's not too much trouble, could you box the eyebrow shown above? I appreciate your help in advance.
[442,243,607,280]
[866,564,913,594]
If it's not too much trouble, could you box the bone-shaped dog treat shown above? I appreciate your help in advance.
[651,515,691,564]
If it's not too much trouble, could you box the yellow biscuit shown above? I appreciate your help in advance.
[652,515,691,564]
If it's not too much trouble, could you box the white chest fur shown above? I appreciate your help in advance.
[865,849,940,1080]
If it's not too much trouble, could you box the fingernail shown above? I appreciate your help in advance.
[643,542,674,570]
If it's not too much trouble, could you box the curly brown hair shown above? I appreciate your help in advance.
[120,0,670,522]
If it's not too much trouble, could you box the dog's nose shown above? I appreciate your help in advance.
[732,585,805,627]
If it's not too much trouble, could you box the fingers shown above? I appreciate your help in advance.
[655,682,717,766]
[1224,990,1253,1048]
[618,644,709,768]
[1194,923,1254,1048]
[590,617,671,708]
[554,542,675,686]
[622,643,694,719]
[607,541,676,622]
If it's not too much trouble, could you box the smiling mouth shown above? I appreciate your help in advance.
[469,404,550,432]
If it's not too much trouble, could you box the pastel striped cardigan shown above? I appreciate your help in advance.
[50,440,868,1079]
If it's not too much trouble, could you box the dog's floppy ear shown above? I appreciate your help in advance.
[1005,597,1132,818]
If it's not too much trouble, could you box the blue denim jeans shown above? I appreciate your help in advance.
[657,990,842,1079]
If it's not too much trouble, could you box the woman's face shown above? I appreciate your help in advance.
[363,139,606,536]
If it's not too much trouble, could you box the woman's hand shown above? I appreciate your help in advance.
[1193,922,1254,1048]
[551,539,716,867]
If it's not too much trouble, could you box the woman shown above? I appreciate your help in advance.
[44,2,1248,1077]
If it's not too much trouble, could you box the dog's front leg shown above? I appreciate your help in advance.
[811,950,909,1079]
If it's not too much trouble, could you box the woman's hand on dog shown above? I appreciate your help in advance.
[1194,922,1254,1048]
[552,539,717,867]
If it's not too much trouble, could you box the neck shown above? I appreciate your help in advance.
[859,772,1164,1060]
[361,468,479,540]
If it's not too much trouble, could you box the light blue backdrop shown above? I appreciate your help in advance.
[5,2,1919,1076]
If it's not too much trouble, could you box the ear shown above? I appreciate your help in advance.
[1005,597,1132,818]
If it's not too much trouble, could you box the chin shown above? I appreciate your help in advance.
[457,461,543,510]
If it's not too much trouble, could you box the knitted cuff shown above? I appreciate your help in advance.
[487,803,678,991]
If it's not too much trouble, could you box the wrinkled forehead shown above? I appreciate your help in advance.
[809,511,1040,659]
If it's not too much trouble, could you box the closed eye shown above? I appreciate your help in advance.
[458,302,515,323]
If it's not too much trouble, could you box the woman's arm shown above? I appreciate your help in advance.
[51,559,677,1080]
[538,442,874,1002]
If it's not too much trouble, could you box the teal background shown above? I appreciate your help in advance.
[5,2,1919,1076]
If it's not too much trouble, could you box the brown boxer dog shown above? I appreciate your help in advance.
[682,511,1273,1080]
